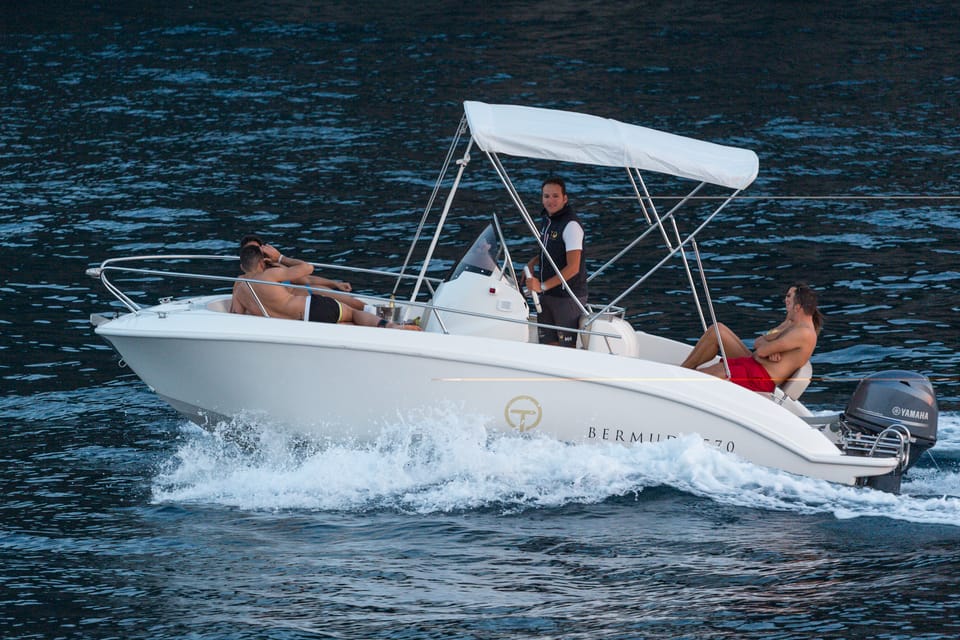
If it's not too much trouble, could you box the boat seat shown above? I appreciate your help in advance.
[778,361,813,400]
[206,297,232,313]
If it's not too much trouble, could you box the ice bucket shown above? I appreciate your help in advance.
[376,304,404,323]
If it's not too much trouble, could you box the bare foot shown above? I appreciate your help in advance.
[389,322,422,331]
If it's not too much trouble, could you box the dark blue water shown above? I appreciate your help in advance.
[3,2,960,638]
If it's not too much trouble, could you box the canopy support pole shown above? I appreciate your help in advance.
[630,171,710,330]
[410,138,474,303]
[603,189,744,311]
[396,116,467,299]
[486,151,588,317]
[691,238,731,379]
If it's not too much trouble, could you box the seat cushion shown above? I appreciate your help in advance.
[779,361,813,400]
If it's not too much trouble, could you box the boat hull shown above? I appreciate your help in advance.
[95,296,900,486]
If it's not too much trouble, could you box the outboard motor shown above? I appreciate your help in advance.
[840,370,938,493]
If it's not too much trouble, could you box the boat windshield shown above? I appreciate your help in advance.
[449,223,516,287]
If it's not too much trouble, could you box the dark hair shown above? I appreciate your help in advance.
[240,234,264,250]
[791,282,824,334]
[239,244,263,272]
[541,176,567,195]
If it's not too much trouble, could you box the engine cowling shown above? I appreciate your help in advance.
[841,370,938,493]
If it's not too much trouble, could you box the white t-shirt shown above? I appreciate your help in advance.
[562,221,584,251]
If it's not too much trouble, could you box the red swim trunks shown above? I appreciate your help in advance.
[726,357,776,392]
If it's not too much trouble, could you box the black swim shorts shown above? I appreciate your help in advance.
[304,294,342,324]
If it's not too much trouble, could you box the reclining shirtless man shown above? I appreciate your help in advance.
[680,282,823,392]
[238,234,364,311]
[230,243,420,330]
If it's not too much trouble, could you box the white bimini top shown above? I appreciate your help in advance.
[463,101,759,191]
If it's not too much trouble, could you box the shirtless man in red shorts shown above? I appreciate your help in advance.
[680,283,823,392]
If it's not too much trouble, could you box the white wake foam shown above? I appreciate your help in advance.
[152,409,960,526]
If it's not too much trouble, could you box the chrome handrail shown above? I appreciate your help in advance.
[839,421,911,468]
[88,254,622,342]
[88,254,443,314]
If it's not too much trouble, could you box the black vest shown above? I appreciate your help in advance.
[539,205,587,298]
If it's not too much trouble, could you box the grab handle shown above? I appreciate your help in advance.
[524,266,541,313]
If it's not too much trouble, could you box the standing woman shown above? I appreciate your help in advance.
[524,177,588,347]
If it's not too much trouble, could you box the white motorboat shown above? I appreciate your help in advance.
[89,101,939,493]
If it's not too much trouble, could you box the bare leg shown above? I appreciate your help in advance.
[339,305,422,331]
[680,323,751,369]
[699,361,729,379]
[290,284,364,310]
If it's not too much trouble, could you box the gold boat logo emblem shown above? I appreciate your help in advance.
[505,395,542,432]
